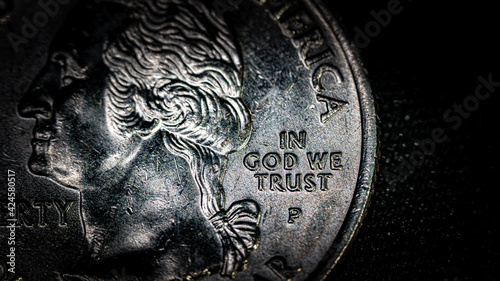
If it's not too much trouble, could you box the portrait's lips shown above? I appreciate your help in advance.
[33,129,52,141]
[28,137,50,176]
[30,128,53,156]
[31,138,49,155]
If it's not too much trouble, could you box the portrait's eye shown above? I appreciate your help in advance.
[51,51,88,88]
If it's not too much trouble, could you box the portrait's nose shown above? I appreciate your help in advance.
[18,65,59,119]
[18,89,53,119]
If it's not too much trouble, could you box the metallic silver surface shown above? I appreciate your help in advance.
[0,0,377,280]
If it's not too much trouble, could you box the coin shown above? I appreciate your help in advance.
[0,0,377,280]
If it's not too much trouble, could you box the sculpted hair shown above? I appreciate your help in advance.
[101,0,259,276]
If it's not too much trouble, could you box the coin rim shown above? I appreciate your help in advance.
[302,1,378,280]
[0,1,378,279]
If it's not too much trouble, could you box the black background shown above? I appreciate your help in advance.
[323,1,499,280]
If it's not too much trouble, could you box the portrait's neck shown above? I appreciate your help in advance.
[76,136,222,278]
[79,143,170,260]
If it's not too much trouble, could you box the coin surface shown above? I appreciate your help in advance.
[0,0,377,280]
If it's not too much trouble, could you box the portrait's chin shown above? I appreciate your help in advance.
[28,154,49,176]
[28,150,75,189]
[28,152,79,190]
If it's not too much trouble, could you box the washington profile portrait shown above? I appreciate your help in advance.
[18,0,261,279]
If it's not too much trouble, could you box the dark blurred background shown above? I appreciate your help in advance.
[323,1,499,280]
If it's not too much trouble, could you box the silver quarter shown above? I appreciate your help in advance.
[0,0,377,280]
